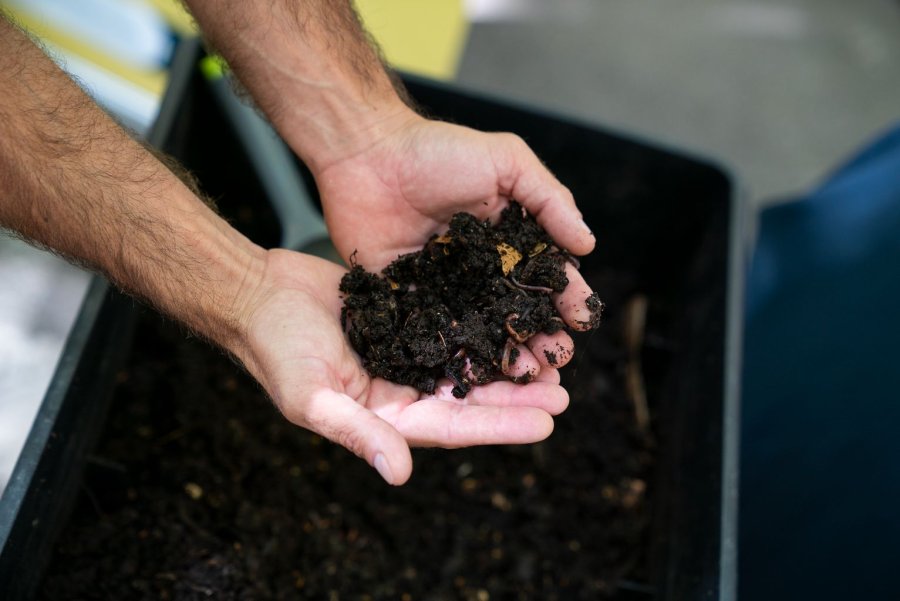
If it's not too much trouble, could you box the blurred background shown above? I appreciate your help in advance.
[0,0,898,597]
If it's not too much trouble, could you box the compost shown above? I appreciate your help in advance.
[340,202,604,397]
[38,270,656,600]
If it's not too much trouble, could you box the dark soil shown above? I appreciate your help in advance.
[340,202,603,397]
[38,273,656,601]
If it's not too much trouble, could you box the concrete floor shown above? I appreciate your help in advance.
[458,0,900,207]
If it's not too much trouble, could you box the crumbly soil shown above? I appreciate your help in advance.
[38,272,656,601]
[340,203,603,397]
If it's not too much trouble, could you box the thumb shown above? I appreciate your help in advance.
[494,132,595,256]
[289,388,414,485]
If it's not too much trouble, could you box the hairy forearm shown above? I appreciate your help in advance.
[0,16,265,356]
[183,0,419,172]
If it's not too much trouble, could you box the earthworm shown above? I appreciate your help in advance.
[500,337,516,373]
[504,314,531,343]
[499,277,523,294]
[547,246,580,269]
[509,275,554,295]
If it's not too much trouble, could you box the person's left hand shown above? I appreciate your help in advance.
[237,250,569,485]
[313,115,598,380]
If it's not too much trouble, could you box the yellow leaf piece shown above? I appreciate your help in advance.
[496,243,522,275]
[434,234,453,244]
[529,242,548,257]
[388,279,400,290]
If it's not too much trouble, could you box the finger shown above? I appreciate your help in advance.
[285,388,413,485]
[495,133,595,256]
[527,331,575,368]
[425,379,569,415]
[502,343,542,382]
[394,402,554,448]
[553,262,600,331]
[535,366,561,384]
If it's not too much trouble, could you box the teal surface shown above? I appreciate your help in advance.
[740,124,900,600]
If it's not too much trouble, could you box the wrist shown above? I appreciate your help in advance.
[183,0,424,174]
[113,180,270,368]
[282,94,423,175]
[191,229,269,370]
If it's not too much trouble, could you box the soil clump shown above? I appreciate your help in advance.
[340,202,603,397]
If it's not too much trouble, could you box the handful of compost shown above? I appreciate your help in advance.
[339,202,603,397]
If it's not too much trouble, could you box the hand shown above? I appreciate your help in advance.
[238,250,570,485]
[314,116,599,380]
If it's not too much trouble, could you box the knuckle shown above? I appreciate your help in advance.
[503,132,527,150]
[332,422,368,458]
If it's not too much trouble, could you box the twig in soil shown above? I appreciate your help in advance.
[80,483,106,518]
[437,330,447,348]
[615,580,657,596]
[623,295,650,432]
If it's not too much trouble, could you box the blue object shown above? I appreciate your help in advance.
[740,124,900,600]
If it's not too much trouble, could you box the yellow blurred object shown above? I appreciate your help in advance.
[355,0,469,80]
[146,0,196,35]
[147,0,470,80]
[7,9,166,95]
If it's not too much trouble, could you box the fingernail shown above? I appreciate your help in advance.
[374,453,394,484]
[579,219,594,236]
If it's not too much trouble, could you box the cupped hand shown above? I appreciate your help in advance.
[313,116,599,379]
[237,249,571,485]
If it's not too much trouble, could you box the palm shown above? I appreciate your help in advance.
[244,250,567,484]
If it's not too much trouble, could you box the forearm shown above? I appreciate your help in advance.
[0,16,265,357]
[183,0,419,173]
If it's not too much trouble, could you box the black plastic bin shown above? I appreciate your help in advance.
[0,42,743,600]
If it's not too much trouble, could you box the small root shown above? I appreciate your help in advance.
[624,295,650,432]
[452,347,466,361]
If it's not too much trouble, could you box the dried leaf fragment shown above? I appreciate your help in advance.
[434,234,453,244]
[496,243,522,275]
[529,242,548,257]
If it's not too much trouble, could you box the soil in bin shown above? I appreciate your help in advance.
[340,202,603,397]
[39,275,657,601]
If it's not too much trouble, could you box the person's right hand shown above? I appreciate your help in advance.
[312,115,597,384]
[234,249,570,485]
